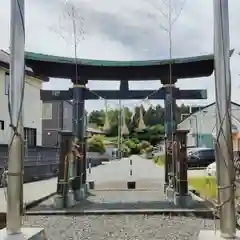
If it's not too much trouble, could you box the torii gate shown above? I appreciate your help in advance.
[24,51,213,199]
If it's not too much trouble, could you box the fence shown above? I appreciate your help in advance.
[0,144,59,183]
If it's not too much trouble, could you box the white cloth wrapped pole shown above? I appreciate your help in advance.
[103,99,111,132]
[121,108,129,135]
[137,106,146,131]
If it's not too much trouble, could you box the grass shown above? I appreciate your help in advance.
[188,176,217,200]
[153,155,217,200]
[153,155,165,166]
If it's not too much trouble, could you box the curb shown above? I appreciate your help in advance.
[26,208,214,217]
[25,192,57,210]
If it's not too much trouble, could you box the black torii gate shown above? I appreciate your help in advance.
[25,51,214,201]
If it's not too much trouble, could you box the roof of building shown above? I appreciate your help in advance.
[87,127,104,134]
[0,50,49,82]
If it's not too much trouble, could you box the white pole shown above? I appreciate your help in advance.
[7,0,25,234]
[117,100,122,159]
[213,0,236,238]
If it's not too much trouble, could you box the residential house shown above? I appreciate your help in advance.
[42,100,104,146]
[178,102,240,149]
[0,50,48,146]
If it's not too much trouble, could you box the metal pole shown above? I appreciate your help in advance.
[7,0,25,234]
[213,0,236,238]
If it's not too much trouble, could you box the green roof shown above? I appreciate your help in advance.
[25,51,215,67]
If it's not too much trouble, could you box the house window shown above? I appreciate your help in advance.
[24,127,37,147]
[5,73,9,95]
[0,120,4,130]
[42,103,52,120]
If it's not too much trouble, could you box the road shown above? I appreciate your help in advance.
[87,155,165,189]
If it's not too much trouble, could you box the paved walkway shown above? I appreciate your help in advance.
[0,177,57,212]
[87,155,164,189]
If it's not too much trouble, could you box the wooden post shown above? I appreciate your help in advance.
[175,130,189,196]
[57,131,73,195]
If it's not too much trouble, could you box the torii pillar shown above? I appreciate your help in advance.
[72,78,88,200]
[162,78,178,201]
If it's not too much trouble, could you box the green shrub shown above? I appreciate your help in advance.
[87,135,106,154]
[145,145,154,153]
[120,144,131,157]
[124,139,141,154]
[139,140,151,150]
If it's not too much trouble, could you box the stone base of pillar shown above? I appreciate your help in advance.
[173,193,193,208]
[165,186,175,202]
[0,228,46,240]
[198,230,240,239]
[54,191,76,209]
[75,184,87,201]
[163,183,168,193]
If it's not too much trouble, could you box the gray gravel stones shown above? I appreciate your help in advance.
[23,215,219,240]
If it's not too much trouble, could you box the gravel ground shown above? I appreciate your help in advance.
[23,215,219,240]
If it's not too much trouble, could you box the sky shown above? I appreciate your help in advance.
[0,0,240,112]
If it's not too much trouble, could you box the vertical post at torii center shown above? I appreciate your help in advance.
[199,0,239,239]
[72,80,87,200]
[163,82,177,201]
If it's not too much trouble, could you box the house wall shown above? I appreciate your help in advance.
[0,68,42,146]
[178,103,240,148]
[42,101,88,146]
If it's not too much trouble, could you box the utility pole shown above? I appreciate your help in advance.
[6,0,25,235]
[117,100,122,159]
[199,0,238,238]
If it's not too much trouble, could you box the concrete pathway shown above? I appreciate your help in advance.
[87,155,165,189]
[0,177,57,212]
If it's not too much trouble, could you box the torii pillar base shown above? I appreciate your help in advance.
[0,228,46,240]
[198,230,240,239]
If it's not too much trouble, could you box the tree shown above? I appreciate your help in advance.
[88,110,105,126]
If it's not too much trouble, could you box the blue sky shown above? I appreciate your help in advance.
[0,0,240,111]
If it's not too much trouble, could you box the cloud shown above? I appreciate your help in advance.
[0,0,240,111]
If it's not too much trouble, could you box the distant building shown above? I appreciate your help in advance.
[0,50,47,146]
[42,100,104,146]
[178,102,240,150]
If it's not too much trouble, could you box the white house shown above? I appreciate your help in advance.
[178,102,240,149]
[0,50,48,146]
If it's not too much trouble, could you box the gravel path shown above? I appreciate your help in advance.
[24,215,219,240]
